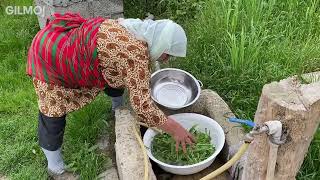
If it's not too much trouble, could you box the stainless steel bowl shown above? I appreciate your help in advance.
[150,68,202,110]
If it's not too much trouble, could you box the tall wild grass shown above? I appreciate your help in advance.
[172,0,320,179]
[176,0,320,118]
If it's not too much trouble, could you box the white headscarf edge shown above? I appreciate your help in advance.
[118,18,187,61]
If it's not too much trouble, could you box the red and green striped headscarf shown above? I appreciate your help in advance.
[27,13,106,88]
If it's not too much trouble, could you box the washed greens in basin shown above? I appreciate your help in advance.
[151,125,215,166]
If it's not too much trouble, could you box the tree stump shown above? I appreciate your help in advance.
[242,72,320,180]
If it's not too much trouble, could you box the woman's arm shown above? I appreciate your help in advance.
[122,59,167,127]
[122,57,194,152]
[158,116,195,152]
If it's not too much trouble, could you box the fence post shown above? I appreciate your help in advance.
[242,72,320,180]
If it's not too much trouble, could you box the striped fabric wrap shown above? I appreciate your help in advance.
[27,13,107,88]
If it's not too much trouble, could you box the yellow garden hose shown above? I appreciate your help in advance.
[133,125,149,180]
[200,142,250,180]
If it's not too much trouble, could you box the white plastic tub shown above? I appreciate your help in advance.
[143,113,225,175]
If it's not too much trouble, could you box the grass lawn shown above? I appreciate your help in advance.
[0,0,319,179]
[0,0,111,179]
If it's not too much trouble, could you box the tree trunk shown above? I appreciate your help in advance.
[242,72,320,180]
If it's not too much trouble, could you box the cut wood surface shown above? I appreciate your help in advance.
[242,72,320,180]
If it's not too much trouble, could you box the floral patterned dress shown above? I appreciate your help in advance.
[32,19,167,127]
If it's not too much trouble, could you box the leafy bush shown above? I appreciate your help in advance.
[152,0,205,23]
[124,0,205,23]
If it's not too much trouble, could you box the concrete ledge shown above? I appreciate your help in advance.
[114,108,156,180]
[98,167,119,180]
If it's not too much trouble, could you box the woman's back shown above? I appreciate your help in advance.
[27,13,106,88]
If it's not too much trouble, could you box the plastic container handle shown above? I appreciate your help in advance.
[228,117,256,128]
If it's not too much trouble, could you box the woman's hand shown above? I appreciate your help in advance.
[158,117,195,153]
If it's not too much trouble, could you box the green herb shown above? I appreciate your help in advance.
[151,125,215,166]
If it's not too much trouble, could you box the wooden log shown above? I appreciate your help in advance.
[242,72,320,180]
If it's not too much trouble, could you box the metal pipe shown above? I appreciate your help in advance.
[264,121,282,180]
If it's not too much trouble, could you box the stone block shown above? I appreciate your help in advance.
[0,175,8,180]
[114,108,156,180]
[98,167,119,180]
[35,0,124,29]
[91,0,123,17]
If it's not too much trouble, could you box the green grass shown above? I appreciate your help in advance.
[173,0,320,117]
[126,0,320,179]
[176,0,320,178]
[181,0,320,178]
[0,0,112,179]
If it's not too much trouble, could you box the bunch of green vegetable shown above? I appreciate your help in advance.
[151,125,215,166]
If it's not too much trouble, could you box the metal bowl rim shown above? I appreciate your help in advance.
[150,68,201,109]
